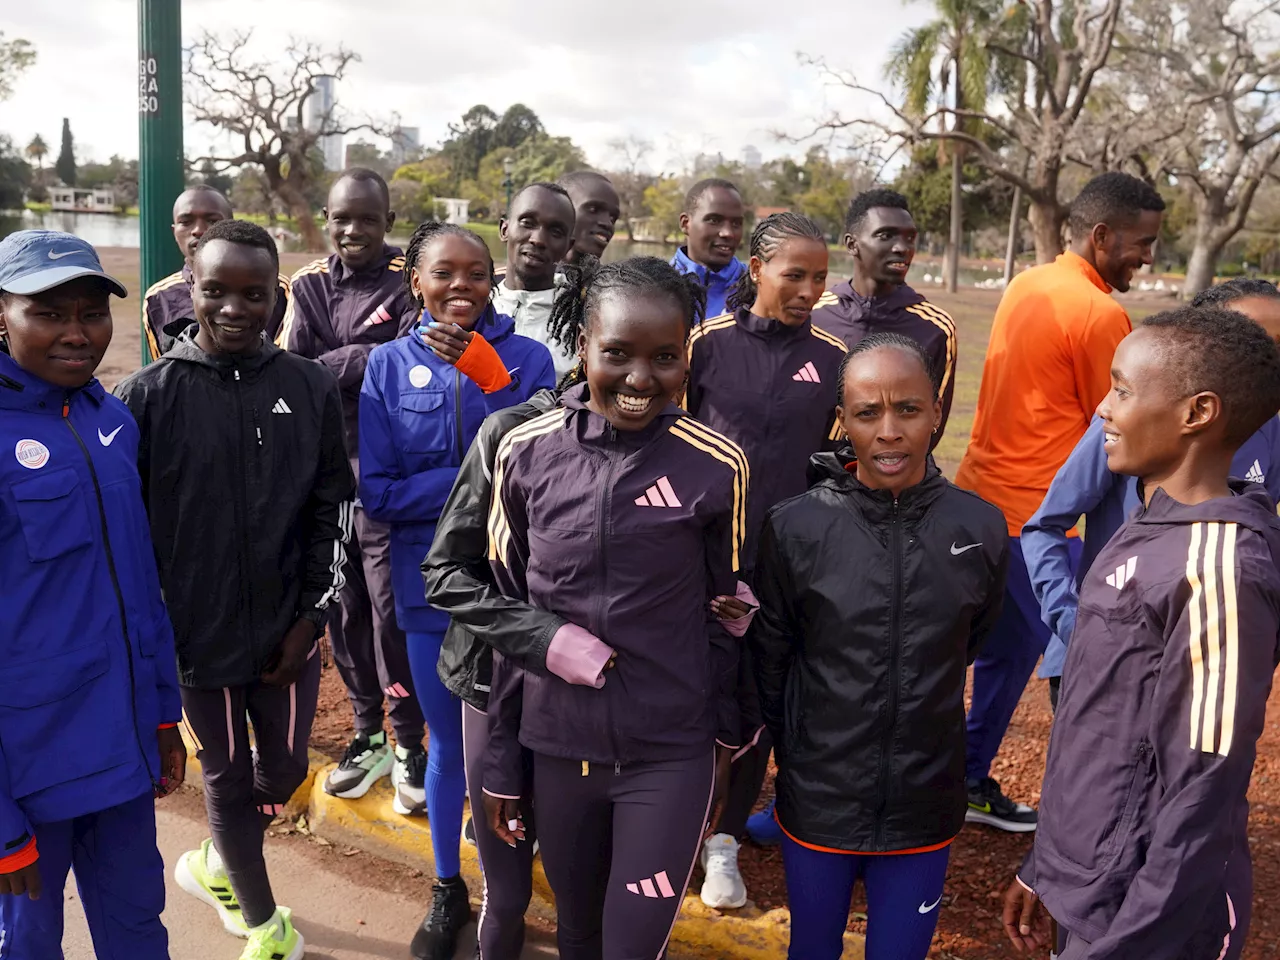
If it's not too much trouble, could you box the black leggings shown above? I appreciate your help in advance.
[534,751,714,960]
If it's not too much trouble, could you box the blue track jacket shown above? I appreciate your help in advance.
[671,246,747,321]
[359,307,555,633]
[1024,414,1280,678]
[0,350,180,866]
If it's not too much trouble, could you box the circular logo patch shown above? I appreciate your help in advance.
[408,365,433,389]
[15,439,50,470]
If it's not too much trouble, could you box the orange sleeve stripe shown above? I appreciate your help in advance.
[775,811,954,856]
[0,837,37,873]
[157,722,178,730]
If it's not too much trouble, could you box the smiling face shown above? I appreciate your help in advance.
[681,187,745,270]
[750,236,829,327]
[411,233,493,330]
[579,290,688,431]
[500,186,575,291]
[0,277,113,387]
[838,345,941,497]
[847,206,917,293]
[565,176,621,261]
[1093,209,1161,293]
[172,188,233,265]
[325,177,395,272]
[191,239,278,356]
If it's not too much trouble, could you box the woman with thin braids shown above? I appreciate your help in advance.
[357,220,555,960]
[682,211,846,909]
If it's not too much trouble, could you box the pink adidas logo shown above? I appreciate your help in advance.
[362,303,394,328]
[626,870,677,899]
[635,476,682,508]
[793,361,821,383]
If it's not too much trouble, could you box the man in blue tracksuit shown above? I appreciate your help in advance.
[0,230,185,958]
[670,178,747,319]
[1024,282,1280,711]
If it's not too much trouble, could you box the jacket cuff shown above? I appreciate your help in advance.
[545,624,613,688]
[455,332,513,394]
[719,581,760,638]
[0,835,37,874]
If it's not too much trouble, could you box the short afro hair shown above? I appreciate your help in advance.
[1189,277,1280,309]
[844,188,911,234]
[195,218,279,273]
[837,331,941,406]
[1067,172,1165,238]
[331,166,390,208]
[1140,305,1280,445]
[557,170,613,191]
[683,178,741,214]
[509,181,573,211]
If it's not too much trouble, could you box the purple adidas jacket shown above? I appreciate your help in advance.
[277,245,419,457]
[1021,482,1280,959]
[810,280,956,444]
[686,308,845,574]
[483,383,747,788]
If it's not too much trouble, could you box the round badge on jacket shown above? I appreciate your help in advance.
[409,365,432,389]
[15,439,50,470]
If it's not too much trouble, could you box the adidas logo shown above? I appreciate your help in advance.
[1246,459,1265,484]
[271,398,292,415]
[1105,556,1138,590]
[793,361,821,383]
[635,476,682,508]
[626,869,677,899]
[361,303,394,328]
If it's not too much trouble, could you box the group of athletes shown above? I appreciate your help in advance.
[1,158,1279,960]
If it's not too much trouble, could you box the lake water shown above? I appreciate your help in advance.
[0,210,995,288]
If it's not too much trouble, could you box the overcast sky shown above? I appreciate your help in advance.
[5,1,930,172]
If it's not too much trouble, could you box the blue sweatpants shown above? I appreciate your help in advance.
[966,536,1081,783]
[406,629,465,879]
[0,791,167,959]
[781,834,950,960]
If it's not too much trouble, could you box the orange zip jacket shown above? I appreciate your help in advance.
[954,252,1131,537]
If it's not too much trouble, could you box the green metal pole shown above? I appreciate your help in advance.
[137,0,184,364]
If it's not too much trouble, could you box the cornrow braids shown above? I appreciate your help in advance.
[403,220,497,309]
[1189,277,1280,309]
[726,212,826,313]
[837,332,940,407]
[547,256,707,395]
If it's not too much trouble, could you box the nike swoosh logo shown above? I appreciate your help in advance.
[47,249,78,260]
[98,425,123,447]
[950,542,982,556]
[918,894,943,914]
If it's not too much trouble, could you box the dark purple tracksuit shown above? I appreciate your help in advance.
[810,280,957,443]
[1020,483,1280,960]
[279,245,424,744]
[685,308,845,835]
[142,263,290,360]
[483,385,745,959]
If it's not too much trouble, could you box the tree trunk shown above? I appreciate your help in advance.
[947,145,962,293]
[1004,183,1023,287]
[277,179,325,253]
[1027,198,1064,263]
[1184,241,1221,298]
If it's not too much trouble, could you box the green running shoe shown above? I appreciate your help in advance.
[175,838,248,938]
[240,907,305,960]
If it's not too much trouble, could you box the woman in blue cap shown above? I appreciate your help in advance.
[0,230,185,959]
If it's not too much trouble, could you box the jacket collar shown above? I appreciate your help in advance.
[809,446,947,522]
[1057,250,1112,294]
[181,262,194,286]
[735,307,809,341]
[671,247,746,287]
[165,329,283,376]
[0,348,106,412]
[330,244,403,285]
[831,278,925,314]
[560,381,683,451]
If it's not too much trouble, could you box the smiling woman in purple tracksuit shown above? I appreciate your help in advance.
[477,257,748,960]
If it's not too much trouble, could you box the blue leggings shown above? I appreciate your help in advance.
[781,834,950,960]
[406,630,465,879]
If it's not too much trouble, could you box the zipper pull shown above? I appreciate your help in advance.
[234,369,241,382]
[256,426,263,447]
[581,761,589,777]
[614,761,621,776]
[62,393,70,418]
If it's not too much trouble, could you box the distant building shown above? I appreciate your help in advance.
[50,187,116,213]
[432,198,470,225]
[742,145,763,170]
[389,127,421,167]
[307,75,343,173]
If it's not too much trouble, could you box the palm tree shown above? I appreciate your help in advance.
[25,134,47,176]
[885,0,998,293]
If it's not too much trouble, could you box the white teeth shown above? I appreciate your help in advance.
[615,394,653,414]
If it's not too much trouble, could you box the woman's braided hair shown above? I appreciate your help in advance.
[403,220,497,310]
[724,211,826,314]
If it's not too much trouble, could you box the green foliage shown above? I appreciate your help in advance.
[0,135,32,210]
[794,147,874,239]
[643,177,685,240]
[55,118,76,187]
[892,145,1012,237]
[0,32,35,101]
[197,159,234,197]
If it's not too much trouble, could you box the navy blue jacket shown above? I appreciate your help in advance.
[0,350,181,856]
[358,307,555,633]
[1021,483,1280,958]
[671,246,747,322]
[1023,414,1280,678]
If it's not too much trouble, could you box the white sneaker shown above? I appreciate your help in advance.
[391,743,427,816]
[699,833,747,909]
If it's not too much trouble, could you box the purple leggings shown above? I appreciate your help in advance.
[534,751,714,960]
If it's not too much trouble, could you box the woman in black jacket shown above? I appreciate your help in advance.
[750,333,1008,960]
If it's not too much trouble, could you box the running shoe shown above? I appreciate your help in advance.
[745,798,783,845]
[410,875,472,960]
[323,731,392,799]
[174,838,249,938]
[463,816,476,846]
[700,833,747,909]
[965,777,1038,832]
[240,907,304,960]
[392,742,428,816]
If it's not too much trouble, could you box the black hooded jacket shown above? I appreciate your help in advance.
[114,333,355,688]
[750,451,1008,852]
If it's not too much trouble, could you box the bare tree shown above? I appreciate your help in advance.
[185,31,385,252]
[606,136,656,243]
[1115,0,1280,293]
[804,0,1124,262]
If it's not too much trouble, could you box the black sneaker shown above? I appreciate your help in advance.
[965,777,1038,832]
[462,817,476,846]
[323,732,392,799]
[410,875,471,960]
